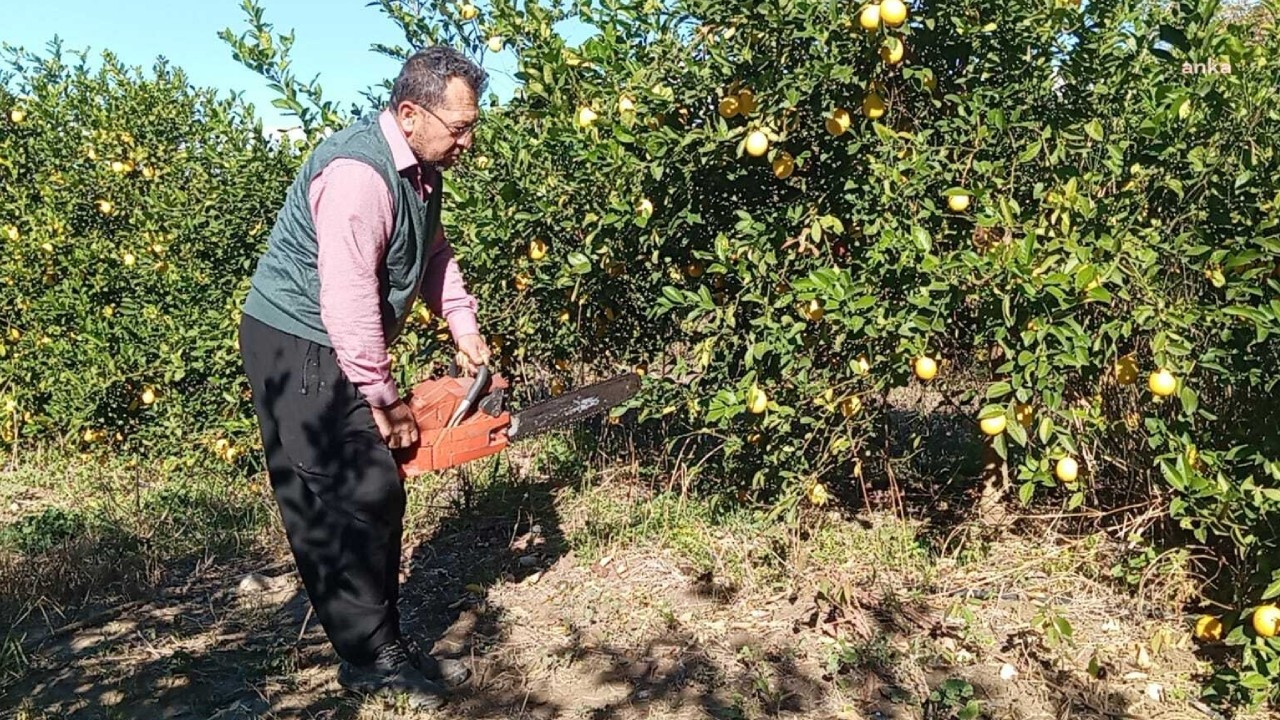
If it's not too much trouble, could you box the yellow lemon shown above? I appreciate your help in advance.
[808,482,830,506]
[529,238,548,260]
[1055,457,1079,483]
[718,96,740,118]
[947,193,971,212]
[576,106,598,127]
[96,199,115,215]
[826,108,851,136]
[1149,369,1176,397]
[880,37,905,64]
[2,225,18,241]
[914,356,938,381]
[772,153,794,179]
[980,414,1007,436]
[487,36,504,52]
[745,130,769,157]
[637,198,654,215]
[880,0,908,26]
[634,362,648,376]
[736,89,757,114]
[1194,615,1224,642]
[748,385,769,414]
[1114,354,1140,385]
[862,92,886,119]
[618,95,636,113]
[9,108,26,123]
[122,252,136,266]
[859,3,881,30]
[141,166,156,179]
[141,387,157,405]
[102,305,115,318]
[1253,605,1280,638]
[460,3,478,20]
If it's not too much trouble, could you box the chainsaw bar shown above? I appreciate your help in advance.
[507,373,641,441]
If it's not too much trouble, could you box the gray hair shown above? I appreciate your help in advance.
[389,46,489,110]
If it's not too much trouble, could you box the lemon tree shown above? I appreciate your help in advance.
[0,42,298,461]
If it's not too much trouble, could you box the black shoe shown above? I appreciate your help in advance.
[337,639,448,710]
[404,636,472,688]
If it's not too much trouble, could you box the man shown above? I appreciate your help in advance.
[237,46,490,710]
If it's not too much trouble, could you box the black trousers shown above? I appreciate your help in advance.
[238,313,405,667]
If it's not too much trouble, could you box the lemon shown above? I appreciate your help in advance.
[141,387,157,405]
[1149,369,1176,397]
[880,0,908,26]
[1254,605,1280,638]
[859,4,881,31]
[862,92,886,119]
[634,362,648,376]
[772,152,795,179]
[123,252,136,267]
[808,482,830,506]
[487,36,504,52]
[748,385,768,414]
[2,225,18,241]
[636,198,654,215]
[9,108,26,123]
[914,356,937,381]
[718,96,740,118]
[947,193,971,212]
[576,106,599,127]
[979,414,1007,436]
[529,238,548,261]
[880,37,905,65]
[460,3,478,20]
[617,95,636,114]
[96,199,115,215]
[745,130,769,157]
[1114,354,1140,385]
[826,108,851,136]
[1055,457,1079,483]
[1194,615,1224,642]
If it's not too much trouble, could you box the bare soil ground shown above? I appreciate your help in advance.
[1,459,1230,720]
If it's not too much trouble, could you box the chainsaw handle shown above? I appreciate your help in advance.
[446,365,490,428]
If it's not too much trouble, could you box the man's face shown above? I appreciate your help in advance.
[397,77,478,169]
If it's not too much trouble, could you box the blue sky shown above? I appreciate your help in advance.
[1,0,542,132]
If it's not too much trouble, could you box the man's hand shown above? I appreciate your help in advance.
[455,333,491,375]
[370,399,419,449]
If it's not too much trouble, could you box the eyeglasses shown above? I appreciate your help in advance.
[414,103,478,142]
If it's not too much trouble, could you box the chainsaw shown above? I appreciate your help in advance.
[392,364,641,478]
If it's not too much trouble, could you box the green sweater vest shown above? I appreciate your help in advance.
[242,113,441,347]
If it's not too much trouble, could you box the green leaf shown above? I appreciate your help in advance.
[1084,120,1104,142]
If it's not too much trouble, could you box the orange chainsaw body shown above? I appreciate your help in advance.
[394,373,510,478]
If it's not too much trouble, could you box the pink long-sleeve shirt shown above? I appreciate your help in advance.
[312,110,479,408]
